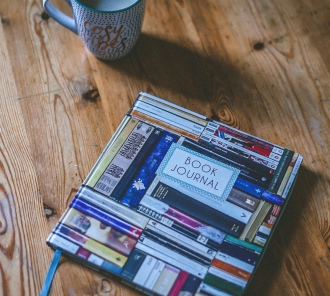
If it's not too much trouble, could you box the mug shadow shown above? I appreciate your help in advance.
[101,32,252,119]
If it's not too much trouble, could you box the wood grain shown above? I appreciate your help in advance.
[0,0,330,295]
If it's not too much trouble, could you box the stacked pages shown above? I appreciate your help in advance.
[47,92,303,296]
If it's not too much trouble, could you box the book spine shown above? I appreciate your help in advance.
[148,182,246,237]
[144,260,166,290]
[139,195,226,244]
[120,248,147,281]
[147,220,217,260]
[218,240,260,266]
[277,152,299,196]
[226,187,260,212]
[130,109,200,141]
[282,154,303,198]
[197,283,232,296]
[135,242,207,278]
[233,177,265,198]
[214,252,254,273]
[141,229,212,266]
[94,121,155,196]
[206,121,284,154]
[181,138,269,188]
[204,267,246,296]
[60,207,137,256]
[111,128,163,200]
[225,235,263,253]
[178,274,202,295]
[85,117,139,188]
[154,176,253,223]
[267,149,294,193]
[152,264,180,295]
[198,133,275,178]
[260,191,285,206]
[78,185,150,229]
[119,131,179,208]
[132,255,158,286]
[212,258,251,280]
[168,270,190,296]
[53,223,128,267]
[69,198,142,239]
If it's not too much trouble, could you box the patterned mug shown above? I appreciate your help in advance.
[43,0,146,60]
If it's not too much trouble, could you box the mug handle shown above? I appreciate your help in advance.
[43,0,78,34]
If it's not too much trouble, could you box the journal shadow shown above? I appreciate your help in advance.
[102,33,252,116]
[244,164,321,296]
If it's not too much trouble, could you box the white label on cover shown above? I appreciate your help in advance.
[156,144,240,202]
[49,234,80,254]
[88,254,104,266]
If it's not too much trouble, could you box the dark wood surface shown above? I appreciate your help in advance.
[1,0,330,295]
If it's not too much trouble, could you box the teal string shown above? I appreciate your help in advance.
[40,249,62,296]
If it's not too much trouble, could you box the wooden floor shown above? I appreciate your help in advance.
[1,0,330,295]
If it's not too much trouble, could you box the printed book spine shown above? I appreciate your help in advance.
[60,207,137,256]
[260,191,285,206]
[203,130,279,170]
[152,264,180,295]
[132,99,206,136]
[263,204,282,227]
[224,235,263,254]
[211,258,251,280]
[53,223,128,267]
[282,154,303,198]
[277,152,299,196]
[69,197,142,239]
[226,187,260,212]
[177,273,202,295]
[267,149,294,193]
[47,234,123,275]
[94,121,155,196]
[120,248,147,281]
[198,132,275,178]
[206,121,284,155]
[214,251,254,273]
[234,176,265,198]
[152,176,253,223]
[218,240,260,266]
[139,195,226,244]
[111,127,163,200]
[203,267,246,296]
[141,229,212,266]
[167,270,190,296]
[148,181,246,237]
[85,117,139,188]
[130,109,200,141]
[147,220,217,260]
[240,201,272,242]
[144,260,166,290]
[78,185,149,229]
[132,255,158,286]
[135,242,207,278]
[197,282,232,296]
[119,131,179,208]
[181,138,269,188]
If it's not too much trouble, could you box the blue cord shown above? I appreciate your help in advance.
[40,249,62,296]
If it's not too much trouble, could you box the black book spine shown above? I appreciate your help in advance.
[150,182,246,238]
[111,128,163,200]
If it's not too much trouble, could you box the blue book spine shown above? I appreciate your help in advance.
[234,177,264,198]
[111,128,163,200]
[261,191,285,206]
[179,274,202,294]
[119,131,179,208]
[70,198,141,238]
[219,240,260,266]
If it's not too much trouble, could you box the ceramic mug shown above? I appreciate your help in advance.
[43,0,146,60]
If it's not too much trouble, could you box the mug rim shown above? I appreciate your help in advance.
[75,0,143,13]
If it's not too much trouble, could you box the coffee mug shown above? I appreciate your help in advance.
[43,0,146,60]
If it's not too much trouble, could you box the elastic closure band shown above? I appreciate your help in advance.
[40,249,62,296]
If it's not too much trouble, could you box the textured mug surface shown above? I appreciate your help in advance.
[69,0,146,60]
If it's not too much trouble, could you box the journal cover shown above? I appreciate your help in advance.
[46,92,303,296]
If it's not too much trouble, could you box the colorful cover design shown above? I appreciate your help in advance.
[46,92,303,296]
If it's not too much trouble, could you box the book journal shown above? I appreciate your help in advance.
[45,92,303,296]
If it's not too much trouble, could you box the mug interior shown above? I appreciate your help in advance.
[76,0,141,12]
